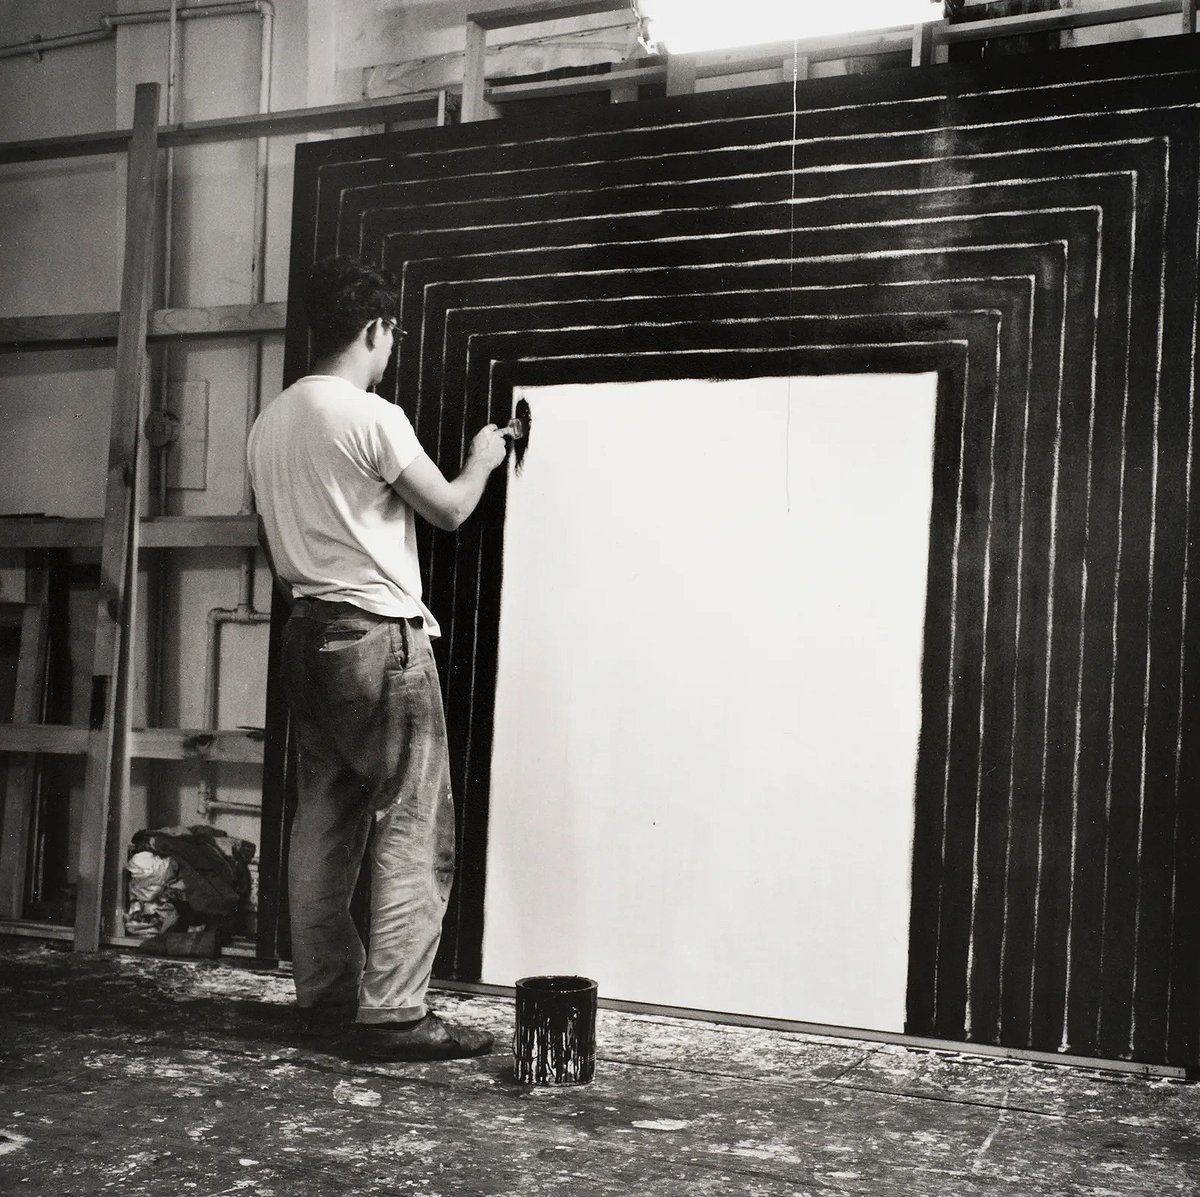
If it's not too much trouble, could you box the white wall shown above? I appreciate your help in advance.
[482,375,937,1031]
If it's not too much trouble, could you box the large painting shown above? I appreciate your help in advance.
[262,34,1200,1068]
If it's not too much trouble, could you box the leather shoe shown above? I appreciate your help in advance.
[296,1002,357,1039]
[351,1012,494,1061]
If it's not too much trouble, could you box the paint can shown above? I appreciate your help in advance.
[512,975,597,1085]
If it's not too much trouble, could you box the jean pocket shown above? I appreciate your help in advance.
[317,617,386,653]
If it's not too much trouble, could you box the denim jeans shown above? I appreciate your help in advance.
[280,597,455,1023]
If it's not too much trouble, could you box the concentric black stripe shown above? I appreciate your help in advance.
[265,35,1200,1067]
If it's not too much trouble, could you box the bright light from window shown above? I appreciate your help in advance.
[640,0,939,54]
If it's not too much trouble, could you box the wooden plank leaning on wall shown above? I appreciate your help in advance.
[73,83,161,954]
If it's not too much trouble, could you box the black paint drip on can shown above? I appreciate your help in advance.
[512,974,597,1085]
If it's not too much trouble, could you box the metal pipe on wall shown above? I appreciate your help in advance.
[196,605,270,819]
[101,3,273,30]
[0,29,114,61]
[0,1,275,62]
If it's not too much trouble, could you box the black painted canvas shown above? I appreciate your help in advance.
[259,34,1200,1069]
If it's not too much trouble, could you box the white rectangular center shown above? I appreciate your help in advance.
[481,373,938,1031]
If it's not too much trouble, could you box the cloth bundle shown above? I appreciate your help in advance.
[123,824,255,955]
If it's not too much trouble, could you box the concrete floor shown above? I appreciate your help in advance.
[1,938,1198,1195]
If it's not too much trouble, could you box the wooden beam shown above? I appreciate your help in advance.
[103,398,149,943]
[939,0,1179,44]
[157,94,444,147]
[0,724,88,755]
[74,82,160,954]
[0,724,264,764]
[0,94,445,167]
[695,29,911,70]
[0,605,49,919]
[0,516,259,550]
[467,0,630,31]
[0,128,129,166]
[148,301,287,341]
[463,20,498,123]
[0,520,101,550]
[488,64,666,103]
[0,302,287,352]
[139,516,260,548]
[665,54,698,97]
[912,21,936,68]
[130,727,265,764]
[0,311,116,349]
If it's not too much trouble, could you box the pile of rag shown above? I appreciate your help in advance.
[123,824,255,956]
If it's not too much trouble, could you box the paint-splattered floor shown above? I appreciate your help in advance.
[1,938,1197,1195]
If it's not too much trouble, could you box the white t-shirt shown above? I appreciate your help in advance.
[247,374,439,634]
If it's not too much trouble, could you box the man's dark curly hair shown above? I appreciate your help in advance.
[304,255,401,360]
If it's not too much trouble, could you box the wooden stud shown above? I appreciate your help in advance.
[0,604,49,919]
[912,21,936,68]
[462,20,497,123]
[74,82,160,954]
[666,54,698,97]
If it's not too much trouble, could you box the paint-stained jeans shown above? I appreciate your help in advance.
[281,597,455,1023]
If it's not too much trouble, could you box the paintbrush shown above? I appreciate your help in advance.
[506,398,531,473]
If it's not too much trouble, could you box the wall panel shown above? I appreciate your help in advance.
[267,35,1200,1067]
